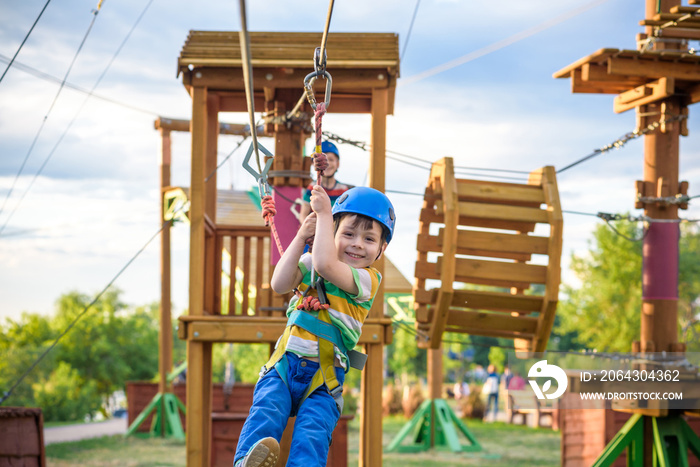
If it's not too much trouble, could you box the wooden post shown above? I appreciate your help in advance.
[639,0,682,355]
[359,87,388,467]
[187,86,213,467]
[427,347,443,447]
[158,127,173,437]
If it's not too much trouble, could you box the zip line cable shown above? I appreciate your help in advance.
[318,0,335,67]
[0,0,53,85]
[321,130,533,182]
[0,0,157,238]
[400,0,421,62]
[0,3,103,222]
[400,0,611,86]
[237,0,262,174]
[557,113,688,174]
[0,214,174,405]
[0,54,158,116]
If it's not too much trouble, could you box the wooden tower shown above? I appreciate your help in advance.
[553,1,700,465]
[175,31,399,466]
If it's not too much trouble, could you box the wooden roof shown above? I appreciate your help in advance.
[178,31,400,114]
[553,47,700,92]
[215,189,412,294]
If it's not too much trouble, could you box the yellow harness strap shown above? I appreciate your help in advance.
[263,308,342,403]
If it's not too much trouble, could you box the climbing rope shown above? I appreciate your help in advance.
[236,0,335,313]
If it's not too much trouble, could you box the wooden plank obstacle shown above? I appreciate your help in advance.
[413,157,563,352]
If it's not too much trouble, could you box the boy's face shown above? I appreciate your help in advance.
[334,215,386,269]
[324,152,339,177]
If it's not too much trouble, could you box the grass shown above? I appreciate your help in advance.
[372,415,560,467]
[46,435,187,467]
[46,415,559,466]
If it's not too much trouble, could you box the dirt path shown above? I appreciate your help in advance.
[44,418,128,445]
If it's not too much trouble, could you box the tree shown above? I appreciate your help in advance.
[557,220,700,352]
[51,289,159,404]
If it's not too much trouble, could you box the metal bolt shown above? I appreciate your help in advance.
[257,331,263,339]
[373,334,378,340]
[195,72,202,79]
[265,73,273,81]
[194,331,199,337]
[377,73,385,80]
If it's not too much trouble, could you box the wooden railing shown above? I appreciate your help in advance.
[204,221,289,317]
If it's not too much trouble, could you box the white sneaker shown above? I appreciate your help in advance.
[235,437,280,467]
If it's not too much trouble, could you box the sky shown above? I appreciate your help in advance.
[2,0,700,322]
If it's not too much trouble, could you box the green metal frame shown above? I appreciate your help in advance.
[386,399,482,453]
[592,413,700,467]
[125,392,186,441]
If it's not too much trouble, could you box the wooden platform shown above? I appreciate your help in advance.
[413,158,563,351]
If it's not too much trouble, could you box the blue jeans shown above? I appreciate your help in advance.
[486,393,499,417]
[234,352,344,466]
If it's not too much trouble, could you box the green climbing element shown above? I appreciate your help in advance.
[126,392,186,441]
[386,399,482,453]
[593,413,700,467]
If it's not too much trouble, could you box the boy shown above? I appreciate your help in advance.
[234,185,396,467]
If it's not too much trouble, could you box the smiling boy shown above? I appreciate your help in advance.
[233,186,395,467]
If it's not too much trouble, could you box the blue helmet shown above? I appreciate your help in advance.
[332,187,396,243]
[321,140,339,157]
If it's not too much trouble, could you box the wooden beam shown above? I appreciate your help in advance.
[571,68,631,95]
[613,77,675,113]
[452,289,544,313]
[446,310,538,335]
[180,319,392,345]
[532,166,563,352]
[450,257,547,285]
[454,201,550,224]
[360,85,388,467]
[154,116,256,136]
[608,56,700,80]
[158,127,173,406]
[186,85,211,467]
[429,158,459,348]
[552,48,619,79]
[456,179,545,204]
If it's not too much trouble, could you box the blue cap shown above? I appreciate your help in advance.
[332,187,395,243]
[321,141,339,158]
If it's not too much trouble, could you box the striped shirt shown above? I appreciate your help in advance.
[281,253,381,368]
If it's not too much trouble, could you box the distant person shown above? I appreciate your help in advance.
[482,364,500,421]
[454,380,470,400]
[503,366,513,389]
[299,141,352,220]
[507,371,526,391]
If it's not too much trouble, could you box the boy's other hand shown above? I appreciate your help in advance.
[310,185,332,215]
[298,212,316,242]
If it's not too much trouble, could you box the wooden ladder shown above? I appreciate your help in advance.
[413,157,563,352]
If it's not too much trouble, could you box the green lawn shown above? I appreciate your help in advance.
[46,416,559,466]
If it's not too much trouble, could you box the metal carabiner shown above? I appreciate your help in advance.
[314,46,327,75]
[242,141,274,198]
[303,70,332,111]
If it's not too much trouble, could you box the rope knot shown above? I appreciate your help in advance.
[261,195,276,227]
[314,152,329,174]
[296,295,330,311]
